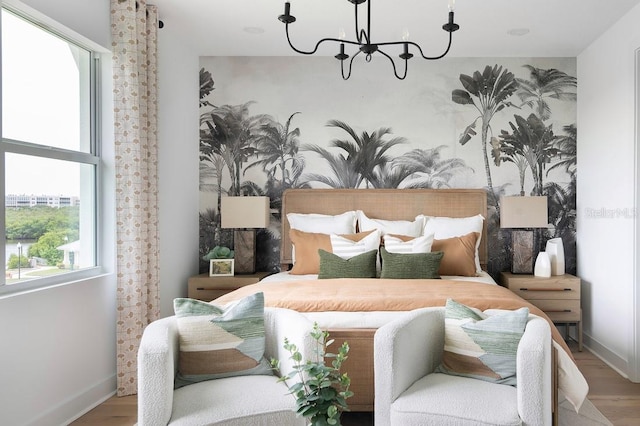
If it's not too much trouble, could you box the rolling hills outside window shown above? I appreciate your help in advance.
[1,7,100,293]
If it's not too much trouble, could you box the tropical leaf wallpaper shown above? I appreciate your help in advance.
[199,57,577,280]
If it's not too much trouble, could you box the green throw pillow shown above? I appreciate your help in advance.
[436,298,529,386]
[379,247,443,279]
[317,249,378,279]
[173,292,272,388]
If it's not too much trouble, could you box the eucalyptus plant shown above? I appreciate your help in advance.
[272,323,353,426]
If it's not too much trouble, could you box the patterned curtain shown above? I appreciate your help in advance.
[111,0,160,396]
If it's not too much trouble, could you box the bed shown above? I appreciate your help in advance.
[214,188,588,415]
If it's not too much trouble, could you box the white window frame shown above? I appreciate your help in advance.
[0,5,104,295]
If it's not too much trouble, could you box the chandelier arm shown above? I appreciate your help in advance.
[376,49,408,80]
[286,25,360,55]
[383,32,453,61]
[341,50,362,80]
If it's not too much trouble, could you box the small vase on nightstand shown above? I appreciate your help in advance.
[545,237,565,275]
[534,252,551,277]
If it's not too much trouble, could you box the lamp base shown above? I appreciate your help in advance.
[511,230,534,274]
[234,229,256,274]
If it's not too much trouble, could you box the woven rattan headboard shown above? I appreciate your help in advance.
[280,188,488,271]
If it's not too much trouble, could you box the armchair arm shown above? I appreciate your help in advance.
[374,307,445,426]
[264,307,315,379]
[137,316,179,426]
[516,315,552,426]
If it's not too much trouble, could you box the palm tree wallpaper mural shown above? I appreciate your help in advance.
[199,57,577,278]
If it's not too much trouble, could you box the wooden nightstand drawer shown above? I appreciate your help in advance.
[187,271,270,301]
[508,281,580,300]
[527,299,581,322]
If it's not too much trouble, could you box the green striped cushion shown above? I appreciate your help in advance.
[436,298,529,385]
[173,292,272,388]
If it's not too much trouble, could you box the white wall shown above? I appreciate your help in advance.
[577,3,640,379]
[0,2,118,424]
[156,17,201,317]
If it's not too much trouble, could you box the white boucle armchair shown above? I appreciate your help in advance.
[374,307,552,426]
[137,307,314,426]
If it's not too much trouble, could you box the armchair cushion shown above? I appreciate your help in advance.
[173,292,272,388]
[171,375,304,426]
[391,373,520,426]
[436,299,529,386]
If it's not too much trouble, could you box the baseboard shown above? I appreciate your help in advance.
[26,374,116,426]
[582,332,629,379]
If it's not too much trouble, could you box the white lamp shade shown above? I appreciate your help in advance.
[221,196,270,229]
[500,196,548,228]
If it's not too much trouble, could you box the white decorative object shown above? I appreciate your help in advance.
[545,237,565,276]
[534,252,551,278]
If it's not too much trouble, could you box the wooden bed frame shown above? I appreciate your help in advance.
[280,188,488,411]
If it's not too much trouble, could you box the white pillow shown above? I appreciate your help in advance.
[357,210,424,237]
[287,211,357,234]
[330,230,381,259]
[422,214,484,273]
[383,233,434,254]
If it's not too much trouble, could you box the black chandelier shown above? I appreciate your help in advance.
[278,0,459,80]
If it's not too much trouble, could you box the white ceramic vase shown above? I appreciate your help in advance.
[545,237,565,276]
[534,251,551,278]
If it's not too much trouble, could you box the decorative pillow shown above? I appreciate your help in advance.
[423,214,484,273]
[287,211,357,234]
[431,232,478,277]
[289,229,376,275]
[318,249,378,279]
[436,299,529,386]
[330,229,380,259]
[383,233,434,254]
[289,229,333,275]
[357,210,424,237]
[379,247,443,279]
[173,292,272,388]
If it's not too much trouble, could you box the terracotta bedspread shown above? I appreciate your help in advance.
[214,277,588,410]
[216,278,568,352]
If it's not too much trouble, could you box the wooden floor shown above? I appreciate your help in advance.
[71,341,640,426]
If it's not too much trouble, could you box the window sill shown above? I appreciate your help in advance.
[0,267,110,299]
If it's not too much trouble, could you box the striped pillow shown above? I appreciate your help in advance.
[330,229,381,259]
[173,292,272,388]
[436,299,529,386]
[383,233,434,254]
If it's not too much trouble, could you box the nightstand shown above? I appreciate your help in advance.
[187,271,271,302]
[500,272,582,351]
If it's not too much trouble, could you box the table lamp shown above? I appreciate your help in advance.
[221,196,270,274]
[500,196,548,274]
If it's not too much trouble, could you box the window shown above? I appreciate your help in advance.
[1,7,100,292]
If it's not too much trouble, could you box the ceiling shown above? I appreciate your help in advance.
[151,0,640,57]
